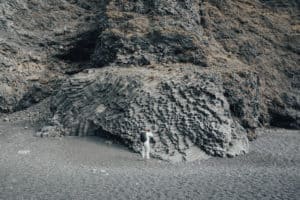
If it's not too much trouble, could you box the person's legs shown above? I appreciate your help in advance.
[145,142,150,159]
[141,144,145,159]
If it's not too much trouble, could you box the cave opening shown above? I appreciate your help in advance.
[269,111,298,129]
[56,29,99,63]
[92,125,132,147]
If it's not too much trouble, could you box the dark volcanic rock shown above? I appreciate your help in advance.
[0,0,299,161]
[222,71,261,139]
[206,0,299,129]
[15,83,53,111]
[91,0,208,67]
[45,67,249,161]
[89,0,299,129]
[0,0,104,112]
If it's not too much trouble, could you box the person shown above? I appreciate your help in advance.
[140,128,154,159]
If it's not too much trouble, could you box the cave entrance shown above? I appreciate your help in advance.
[92,125,131,146]
[269,111,298,129]
[57,29,98,63]
[55,28,99,74]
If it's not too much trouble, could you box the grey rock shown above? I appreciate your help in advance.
[0,0,299,130]
[3,117,9,122]
[91,0,207,68]
[0,0,299,163]
[35,125,64,137]
[47,68,249,161]
[0,0,104,112]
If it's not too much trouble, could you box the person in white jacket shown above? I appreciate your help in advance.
[140,128,154,159]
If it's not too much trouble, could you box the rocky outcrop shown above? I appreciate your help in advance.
[222,71,262,140]
[89,0,299,129]
[1,0,299,129]
[0,0,105,112]
[91,0,208,67]
[206,0,300,129]
[0,0,299,161]
[44,67,249,161]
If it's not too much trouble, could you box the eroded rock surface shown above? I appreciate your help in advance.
[45,67,249,161]
[0,0,299,161]
[91,0,208,67]
[0,0,105,112]
[90,0,299,129]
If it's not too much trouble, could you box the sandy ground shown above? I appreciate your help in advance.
[0,104,299,200]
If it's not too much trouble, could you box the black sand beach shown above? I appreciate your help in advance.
[1,1,299,199]
[0,119,299,200]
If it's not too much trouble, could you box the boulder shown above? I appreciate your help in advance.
[47,67,249,161]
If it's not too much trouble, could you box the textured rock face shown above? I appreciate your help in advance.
[0,0,103,112]
[1,0,299,129]
[91,0,209,67]
[222,71,261,140]
[0,0,299,161]
[46,67,249,161]
[90,0,299,129]
[206,0,300,129]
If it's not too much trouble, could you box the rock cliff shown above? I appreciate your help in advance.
[39,67,249,161]
[1,0,299,160]
[0,0,104,112]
